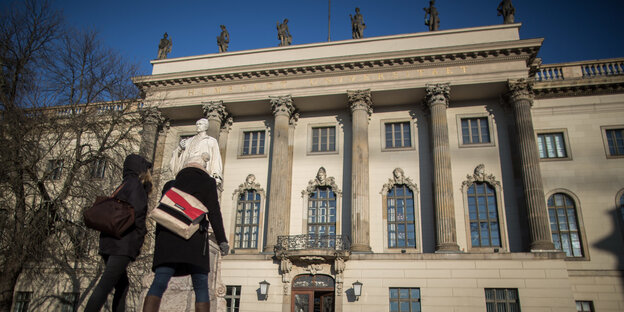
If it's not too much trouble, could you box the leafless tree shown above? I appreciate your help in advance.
[0,1,152,310]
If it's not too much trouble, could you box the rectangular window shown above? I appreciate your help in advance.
[90,158,107,179]
[13,292,32,312]
[605,128,624,156]
[311,126,336,152]
[485,288,520,312]
[468,182,501,248]
[537,132,567,159]
[389,287,420,312]
[576,301,594,312]
[225,286,241,312]
[241,130,265,156]
[235,190,260,249]
[461,117,490,144]
[61,292,79,312]
[385,122,411,149]
[387,185,416,248]
[47,159,64,180]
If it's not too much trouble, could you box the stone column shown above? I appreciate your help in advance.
[139,107,164,163]
[348,90,372,252]
[425,83,460,252]
[218,117,233,164]
[506,79,555,251]
[264,95,296,253]
[202,101,230,140]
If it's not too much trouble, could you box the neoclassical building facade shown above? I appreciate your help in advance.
[11,23,623,312]
[129,23,624,312]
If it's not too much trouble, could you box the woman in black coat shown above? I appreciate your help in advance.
[84,154,152,312]
[143,155,229,312]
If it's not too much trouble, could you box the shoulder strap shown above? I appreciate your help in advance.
[111,183,126,197]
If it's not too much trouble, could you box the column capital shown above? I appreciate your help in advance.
[140,107,165,125]
[270,95,295,118]
[202,100,230,123]
[506,78,535,105]
[425,83,451,108]
[220,116,233,133]
[347,89,372,115]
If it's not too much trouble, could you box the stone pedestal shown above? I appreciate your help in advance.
[506,79,555,251]
[425,83,460,252]
[265,96,296,252]
[348,90,372,252]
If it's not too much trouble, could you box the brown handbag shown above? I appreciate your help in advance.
[83,183,135,239]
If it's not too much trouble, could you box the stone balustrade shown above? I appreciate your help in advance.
[535,57,624,82]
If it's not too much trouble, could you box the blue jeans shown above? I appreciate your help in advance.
[147,265,210,302]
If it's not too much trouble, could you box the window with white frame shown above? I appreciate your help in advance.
[576,301,594,312]
[384,121,412,149]
[389,288,420,312]
[225,286,241,312]
[13,291,32,312]
[537,132,568,159]
[311,126,336,153]
[485,288,520,312]
[467,182,501,248]
[241,130,265,156]
[548,193,583,257]
[234,190,261,249]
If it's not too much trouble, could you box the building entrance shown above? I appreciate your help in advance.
[291,274,335,312]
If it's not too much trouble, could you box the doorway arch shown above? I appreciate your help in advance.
[291,274,335,312]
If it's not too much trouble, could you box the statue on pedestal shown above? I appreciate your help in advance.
[497,0,516,24]
[169,118,222,185]
[277,18,292,47]
[157,32,172,60]
[423,0,440,31]
[217,25,229,53]
[350,7,366,39]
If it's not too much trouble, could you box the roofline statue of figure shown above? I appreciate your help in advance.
[277,18,292,47]
[497,0,516,24]
[217,25,230,53]
[423,0,440,31]
[350,7,366,39]
[157,32,172,60]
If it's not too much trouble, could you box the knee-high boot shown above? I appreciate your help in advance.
[142,295,161,312]
[195,301,210,312]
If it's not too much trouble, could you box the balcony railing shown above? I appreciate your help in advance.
[275,234,351,252]
[535,58,624,82]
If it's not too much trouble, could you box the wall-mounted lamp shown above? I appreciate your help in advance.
[352,280,363,301]
[259,280,270,300]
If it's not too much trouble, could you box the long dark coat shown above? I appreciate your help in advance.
[152,167,227,276]
[98,154,152,260]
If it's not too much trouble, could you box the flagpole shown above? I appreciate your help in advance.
[328,0,331,41]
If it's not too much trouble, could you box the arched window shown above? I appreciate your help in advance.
[548,193,582,257]
[308,186,336,237]
[467,182,500,248]
[232,174,265,251]
[387,184,416,248]
[235,189,261,249]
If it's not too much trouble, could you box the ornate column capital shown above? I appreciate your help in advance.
[506,78,535,105]
[347,89,373,115]
[425,83,451,108]
[140,107,164,125]
[269,95,295,118]
[202,100,230,123]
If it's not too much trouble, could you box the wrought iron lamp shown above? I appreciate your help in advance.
[352,280,363,301]
[259,280,270,300]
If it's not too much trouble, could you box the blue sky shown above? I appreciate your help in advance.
[13,0,624,75]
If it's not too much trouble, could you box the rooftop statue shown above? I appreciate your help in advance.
[169,118,223,184]
[423,0,440,31]
[217,25,230,53]
[157,32,172,60]
[350,7,366,39]
[277,18,292,47]
[497,0,516,24]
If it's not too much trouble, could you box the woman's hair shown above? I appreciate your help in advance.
[139,170,153,195]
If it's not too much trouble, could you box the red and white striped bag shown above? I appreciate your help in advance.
[149,187,208,239]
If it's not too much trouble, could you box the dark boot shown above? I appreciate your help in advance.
[195,301,210,312]
[142,295,161,312]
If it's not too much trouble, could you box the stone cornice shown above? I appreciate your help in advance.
[133,39,542,90]
[533,77,624,99]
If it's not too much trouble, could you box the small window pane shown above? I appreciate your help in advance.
[242,131,265,155]
[461,117,490,144]
[385,122,411,149]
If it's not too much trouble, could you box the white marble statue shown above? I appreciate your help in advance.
[169,118,222,184]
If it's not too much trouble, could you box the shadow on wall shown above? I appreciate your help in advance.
[594,204,624,291]
[339,114,353,240]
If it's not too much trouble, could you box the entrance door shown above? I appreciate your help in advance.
[291,275,335,312]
